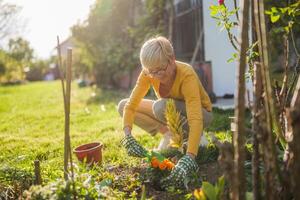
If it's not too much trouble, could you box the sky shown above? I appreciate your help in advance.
[5,0,95,59]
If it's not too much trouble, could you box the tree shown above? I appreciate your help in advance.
[25,59,48,81]
[72,0,167,88]
[0,49,19,82]
[8,37,34,80]
[0,0,21,40]
[264,0,300,72]
[0,54,6,80]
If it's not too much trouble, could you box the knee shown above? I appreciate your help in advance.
[152,98,167,122]
[117,98,129,117]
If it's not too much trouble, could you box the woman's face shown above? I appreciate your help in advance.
[144,59,175,82]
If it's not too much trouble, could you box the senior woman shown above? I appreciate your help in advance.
[118,36,212,188]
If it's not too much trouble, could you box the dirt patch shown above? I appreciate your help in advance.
[197,161,223,183]
[107,161,223,199]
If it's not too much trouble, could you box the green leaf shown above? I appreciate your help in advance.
[217,175,225,197]
[151,151,166,162]
[265,10,272,15]
[227,57,235,63]
[288,8,294,15]
[140,185,146,200]
[284,26,290,33]
[184,193,193,199]
[227,53,238,63]
[270,14,280,23]
[210,5,218,16]
[145,152,152,162]
[217,176,225,188]
[229,10,237,15]
[220,5,226,12]
[211,16,222,20]
[210,5,217,10]
[271,7,278,13]
[279,7,288,14]
[202,182,217,200]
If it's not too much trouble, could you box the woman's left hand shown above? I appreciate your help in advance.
[160,154,198,188]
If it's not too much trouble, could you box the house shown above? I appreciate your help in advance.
[55,37,75,59]
[170,0,239,99]
[48,37,76,81]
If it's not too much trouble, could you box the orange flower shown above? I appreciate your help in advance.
[158,162,167,170]
[166,161,175,170]
[150,157,174,170]
[151,157,159,168]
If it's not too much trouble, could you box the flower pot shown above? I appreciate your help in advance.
[73,142,103,165]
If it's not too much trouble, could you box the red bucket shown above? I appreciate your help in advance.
[73,142,103,165]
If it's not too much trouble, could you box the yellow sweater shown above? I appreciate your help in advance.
[123,61,212,155]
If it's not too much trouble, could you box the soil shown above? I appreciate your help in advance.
[107,161,223,199]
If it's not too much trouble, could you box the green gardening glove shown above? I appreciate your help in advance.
[160,155,198,188]
[121,135,148,158]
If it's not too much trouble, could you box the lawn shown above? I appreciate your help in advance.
[0,81,234,199]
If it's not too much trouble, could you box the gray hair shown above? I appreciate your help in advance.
[139,36,174,70]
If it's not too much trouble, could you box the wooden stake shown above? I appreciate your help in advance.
[253,1,284,198]
[56,36,69,180]
[34,160,42,185]
[291,75,300,108]
[250,1,261,198]
[289,73,300,199]
[64,48,72,180]
[232,0,249,199]
[66,48,77,199]
[56,36,67,112]
[56,38,76,199]
[252,62,262,200]
[259,0,286,148]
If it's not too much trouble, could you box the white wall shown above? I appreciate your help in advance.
[203,1,237,97]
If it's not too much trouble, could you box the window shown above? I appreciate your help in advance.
[171,0,204,62]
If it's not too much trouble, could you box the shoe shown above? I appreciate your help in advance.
[156,131,172,151]
[199,133,209,147]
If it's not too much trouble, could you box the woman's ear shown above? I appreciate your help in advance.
[171,56,176,64]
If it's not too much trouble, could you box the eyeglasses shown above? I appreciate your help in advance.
[144,62,169,76]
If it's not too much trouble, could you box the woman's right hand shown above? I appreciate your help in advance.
[120,134,148,158]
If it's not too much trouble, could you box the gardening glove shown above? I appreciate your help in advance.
[160,154,198,188]
[120,135,148,158]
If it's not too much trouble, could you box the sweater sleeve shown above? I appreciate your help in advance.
[123,71,150,129]
[199,81,212,112]
[181,75,203,155]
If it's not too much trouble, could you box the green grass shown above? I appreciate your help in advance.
[0,81,160,179]
[0,81,236,198]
